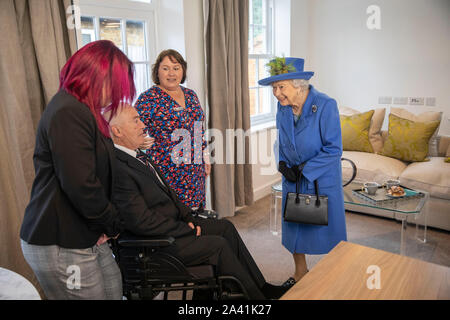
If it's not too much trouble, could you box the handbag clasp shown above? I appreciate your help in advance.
[305,196,311,205]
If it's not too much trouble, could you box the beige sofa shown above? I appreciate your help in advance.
[341,133,450,231]
[339,106,450,231]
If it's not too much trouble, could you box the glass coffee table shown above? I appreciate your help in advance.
[270,182,429,255]
[343,182,429,255]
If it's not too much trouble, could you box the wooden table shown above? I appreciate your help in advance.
[281,241,450,300]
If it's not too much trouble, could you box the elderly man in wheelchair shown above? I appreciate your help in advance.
[107,104,289,300]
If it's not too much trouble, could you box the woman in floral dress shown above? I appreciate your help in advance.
[134,49,210,209]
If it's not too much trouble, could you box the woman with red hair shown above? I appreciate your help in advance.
[20,40,135,300]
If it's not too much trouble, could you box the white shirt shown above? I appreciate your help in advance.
[114,144,137,158]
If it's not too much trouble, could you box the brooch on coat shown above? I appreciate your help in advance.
[312,105,318,113]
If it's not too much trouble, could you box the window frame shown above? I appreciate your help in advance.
[77,0,158,99]
[249,0,276,126]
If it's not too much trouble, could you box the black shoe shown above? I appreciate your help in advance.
[281,277,297,289]
[261,283,290,300]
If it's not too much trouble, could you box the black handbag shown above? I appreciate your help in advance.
[283,177,328,226]
[281,158,356,226]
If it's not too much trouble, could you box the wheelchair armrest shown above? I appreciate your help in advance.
[195,209,218,220]
[117,234,175,248]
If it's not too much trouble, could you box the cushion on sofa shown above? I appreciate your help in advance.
[381,114,440,162]
[390,107,442,157]
[342,151,408,185]
[339,106,385,153]
[340,110,374,153]
[399,157,450,200]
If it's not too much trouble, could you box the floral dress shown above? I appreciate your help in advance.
[134,85,206,209]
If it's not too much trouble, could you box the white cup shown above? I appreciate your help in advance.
[364,182,379,195]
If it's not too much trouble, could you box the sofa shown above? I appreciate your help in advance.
[339,107,450,231]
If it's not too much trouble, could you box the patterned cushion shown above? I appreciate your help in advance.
[339,106,385,153]
[390,107,442,157]
[381,114,440,162]
[340,110,374,153]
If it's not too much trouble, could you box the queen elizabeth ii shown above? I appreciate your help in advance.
[259,57,347,289]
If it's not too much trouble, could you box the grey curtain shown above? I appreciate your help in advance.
[203,0,253,217]
[0,0,77,297]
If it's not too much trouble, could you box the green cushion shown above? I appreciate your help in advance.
[381,113,440,162]
[340,110,374,153]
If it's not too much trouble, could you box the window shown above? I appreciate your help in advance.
[78,0,157,100]
[249,0,275,125]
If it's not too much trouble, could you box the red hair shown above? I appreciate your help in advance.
[59,40,136,137]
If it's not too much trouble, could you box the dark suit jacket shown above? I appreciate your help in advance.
[113,148,195,238]
[20,90,124,248]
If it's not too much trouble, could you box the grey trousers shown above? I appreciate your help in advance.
[21,240,122,300]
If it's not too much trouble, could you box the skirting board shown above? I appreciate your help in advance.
[253,178,282,201]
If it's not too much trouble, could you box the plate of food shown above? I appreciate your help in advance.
[386,185,406,198]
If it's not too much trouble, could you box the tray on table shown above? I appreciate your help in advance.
[351,185,425,204]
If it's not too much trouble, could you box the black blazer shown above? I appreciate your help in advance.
[20,90,124,248]
[113,148,195,238]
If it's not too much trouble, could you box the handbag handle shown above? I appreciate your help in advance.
[295,174,321,207]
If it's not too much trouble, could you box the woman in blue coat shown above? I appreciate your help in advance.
[259,57,347,289]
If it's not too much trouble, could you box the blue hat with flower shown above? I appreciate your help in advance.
[258,57,314,86]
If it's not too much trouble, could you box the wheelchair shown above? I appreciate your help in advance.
[112,209,250,300]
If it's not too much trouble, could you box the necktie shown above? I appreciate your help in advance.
[136,151,154,172]
[136,151,167,189]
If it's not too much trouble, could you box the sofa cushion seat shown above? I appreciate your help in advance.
[342,151,408,184]
[399,157,450,200]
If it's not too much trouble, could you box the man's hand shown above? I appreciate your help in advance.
[188,222,201,237]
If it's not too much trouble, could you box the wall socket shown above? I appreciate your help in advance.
[409,97,425,105]
[393,97,408,105]
[378,96,435,106]
[378,96,392,104]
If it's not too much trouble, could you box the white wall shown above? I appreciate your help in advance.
[290,0,310,60]
[155,0,186,57]
[183,0,207,108]
[291,0,450,135]
[274,0,291,57]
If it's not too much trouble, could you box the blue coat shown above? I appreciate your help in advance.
[276,85,347,254]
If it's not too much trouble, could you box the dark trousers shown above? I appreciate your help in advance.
[161,218,266,299]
